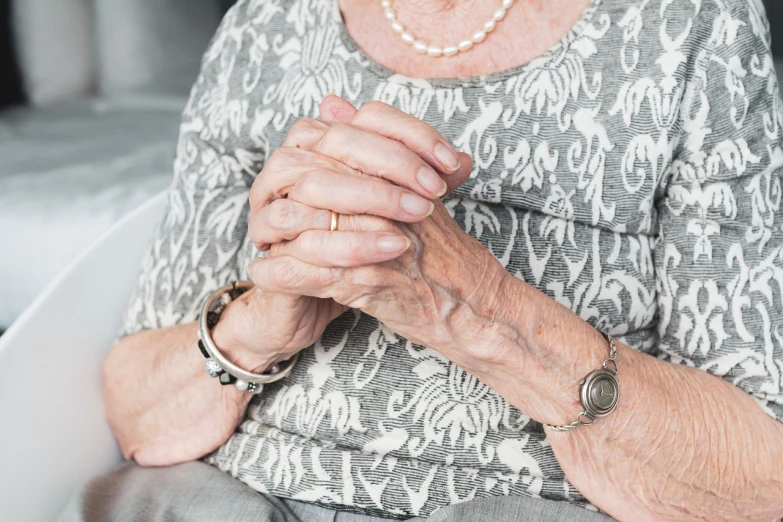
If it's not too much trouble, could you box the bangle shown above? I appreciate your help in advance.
[544,331,619,432]
[197,281,300,394]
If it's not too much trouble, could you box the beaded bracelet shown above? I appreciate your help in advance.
[197,281,300,394]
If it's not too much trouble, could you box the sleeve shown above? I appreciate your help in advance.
[120,0,267,337]
[657,0,783,423]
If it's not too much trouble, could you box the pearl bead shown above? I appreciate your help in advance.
[385,0,513,58]
[457,40,473,52]
[235,379,249,391]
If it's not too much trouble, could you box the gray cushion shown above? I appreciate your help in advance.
[11,0,94,106]
[94,0,223,96]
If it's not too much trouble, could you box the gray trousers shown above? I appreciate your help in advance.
[60,461,614,522]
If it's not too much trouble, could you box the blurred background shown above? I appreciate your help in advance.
[0,0,782,335]
[0,0,233,333]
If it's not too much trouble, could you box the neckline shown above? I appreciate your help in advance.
[332,0,603,89]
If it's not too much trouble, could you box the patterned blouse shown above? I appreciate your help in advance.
[122,0,783,517]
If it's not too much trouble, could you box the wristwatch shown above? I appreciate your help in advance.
[544,331,619,432]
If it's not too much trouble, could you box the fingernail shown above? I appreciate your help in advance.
[324,92,336,98]
[377,235,411,253]
[401,194,435,217]
[434,142,460,172]
[416,165,447,197]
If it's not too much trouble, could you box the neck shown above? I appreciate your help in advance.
[338,0,590,79]
[389,0,486,15]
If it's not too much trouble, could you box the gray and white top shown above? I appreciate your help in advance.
[122,0,783,517]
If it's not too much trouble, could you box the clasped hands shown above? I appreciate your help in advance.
[238,95,517,378]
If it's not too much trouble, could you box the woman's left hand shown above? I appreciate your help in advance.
[249,98,597,427]
[247,97,515,375]
[250,196,517,376]
[249,95,594,427]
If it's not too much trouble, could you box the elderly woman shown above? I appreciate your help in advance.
[63,0,783,521]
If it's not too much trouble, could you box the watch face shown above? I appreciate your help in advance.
[582,369,619,417]
[590,378,617,410]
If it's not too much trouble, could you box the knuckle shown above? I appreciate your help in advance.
[344,235,366,264]
[334,268,371,307]
[263,149,284,174]
[248,258,264,283]
[267,200,295,232]
[290,117,319,137]
[248,213,263,241]
[312,231,332,255]
[250,150,292,209]
[248,174,268,211]
[366,179,393,208]
[269,258,298,289]
[316,122,347,150]
[296,230,317,253]
[359,100,388,116]
[270,146,300,169]
[409,120,439,145]
[386,139,409,162]
[285,118,325,148]
[323,267,346,293]
[289,170,318,200]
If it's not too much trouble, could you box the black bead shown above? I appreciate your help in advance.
[197,339,210,359]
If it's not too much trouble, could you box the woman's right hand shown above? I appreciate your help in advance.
[104,98,471,466]
[225,97,474,372]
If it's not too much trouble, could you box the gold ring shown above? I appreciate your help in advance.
[330,211,339,232]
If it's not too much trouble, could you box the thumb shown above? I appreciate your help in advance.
[443,152,473,195]
[320,94,358,123]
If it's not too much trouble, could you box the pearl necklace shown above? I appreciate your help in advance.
[381,0,514,58]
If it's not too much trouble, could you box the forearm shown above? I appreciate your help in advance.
[552,345,783,521]
[102,298,264,466]
[470,275,783,522]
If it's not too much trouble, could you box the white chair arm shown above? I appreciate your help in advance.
[0,191,168,522]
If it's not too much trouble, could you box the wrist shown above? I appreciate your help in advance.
[467,271,611,426]
[211,290,276,373]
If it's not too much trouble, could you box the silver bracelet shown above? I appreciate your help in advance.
[197,281,300,394]
[544,332,619,432]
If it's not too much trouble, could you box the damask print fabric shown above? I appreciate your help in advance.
[121,0,783,517]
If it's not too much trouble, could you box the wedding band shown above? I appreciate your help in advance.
[330,211,339,232]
